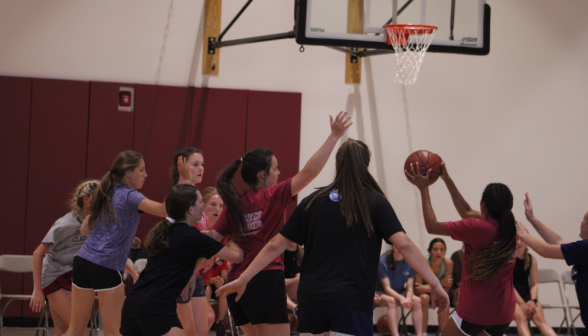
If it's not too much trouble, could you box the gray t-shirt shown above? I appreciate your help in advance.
[77,183,146,271]
[41,211,86,288]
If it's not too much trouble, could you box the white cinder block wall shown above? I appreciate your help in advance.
[1,0,586,328]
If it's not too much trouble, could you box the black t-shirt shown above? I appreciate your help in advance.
[283,247,300,279]
[513,254,532,300]
[122,223,224,317]
[561,239,588,327]
[280,188,404,314]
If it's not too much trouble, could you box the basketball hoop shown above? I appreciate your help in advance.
[385,24,437,85]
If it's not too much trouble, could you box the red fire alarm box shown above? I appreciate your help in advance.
[118,86,134,112]
[119,91,132,107]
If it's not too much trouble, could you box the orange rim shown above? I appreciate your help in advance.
[385,24,438,45]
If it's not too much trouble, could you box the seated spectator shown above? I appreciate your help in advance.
[415,238,453,334]
[375,245,423,336]
[449,244,464,306]
[512,241,556,336]
[203,257,230,336]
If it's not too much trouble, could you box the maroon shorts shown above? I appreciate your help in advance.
[42,271,73,297]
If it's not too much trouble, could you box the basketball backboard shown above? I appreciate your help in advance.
[295,0,490,55]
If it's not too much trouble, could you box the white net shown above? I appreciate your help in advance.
[385,25,437,85]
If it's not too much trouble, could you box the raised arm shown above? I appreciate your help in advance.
[214,240,245,264]
[440,163,483,219]
[207,229,225,242]
[290,111,352,196]
[406,164,449,235]
[31,243,49,313]
[138,199,167,218]
[216,234,292,300]
[524,193,568,245]
[516,221,564,260]
[390,231,449,314]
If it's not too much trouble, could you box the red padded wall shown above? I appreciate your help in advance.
[246,90,301,181]
[0,76,32,317]
[86,82,135,180]
[191,88,249,190]
[23,78,89,317]
[133,84,193,239]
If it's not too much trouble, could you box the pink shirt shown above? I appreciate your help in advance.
[446,217,517,325]
[194,212,210,232]
[213,178,294,281]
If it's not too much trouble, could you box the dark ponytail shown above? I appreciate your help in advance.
[216,148,273,237]
[386,248,396,270]
[306,139,383,237]
[89,151,143,229]
[470,183,517,281]
[144,184,199,257]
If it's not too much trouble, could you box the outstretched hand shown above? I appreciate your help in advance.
[516,220,530,238]
[440,161,449,180]
[330,111,353,139]
[132,237,141,249]
[405,162,433,190]
[524,193,534,221]
[177,156,192,184]
[216,278,247,301]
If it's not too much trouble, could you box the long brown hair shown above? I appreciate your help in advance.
[144,184,199,257]
[169,147,203,187]
[469,183,517,281]
[216,148,273,237]
[306,139,384,237]
[88,151,143,229]
[71,180,99,223]
[386,247,396,270]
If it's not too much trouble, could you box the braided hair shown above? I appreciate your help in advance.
[469,183,517,281]
[71,180,99,222]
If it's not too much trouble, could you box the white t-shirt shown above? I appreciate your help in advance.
[41,211,87,288]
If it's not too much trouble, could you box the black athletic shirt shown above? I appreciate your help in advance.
[561,239,588,328]
[512,254,532,301]
[122,223,224,317]
[280,188,404,314]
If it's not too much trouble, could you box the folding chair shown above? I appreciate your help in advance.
[536,269,570,335]
[398,307,413,336]
[210,298,240,336]
[561,270,581,336]
[0,255,49,336]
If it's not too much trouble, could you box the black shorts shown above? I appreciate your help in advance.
[206,284,219,300]
[451,311,510,336]
[176,274,206,304]
[297,305,373,336]
[226,270,289,326]
[120,313,182,336]
[72,256,123,291]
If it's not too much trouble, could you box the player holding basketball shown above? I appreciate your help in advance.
[207,111,351,336]
[516,193,588,336]
[216,139,448,336]
[406,162,517,336]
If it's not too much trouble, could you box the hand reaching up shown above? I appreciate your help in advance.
[330,111,353,139]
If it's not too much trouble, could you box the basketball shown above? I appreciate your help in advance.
[377,315,390,333]
[404,150,442,184]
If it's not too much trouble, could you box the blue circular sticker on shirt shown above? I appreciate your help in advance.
[329,189,341,202]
